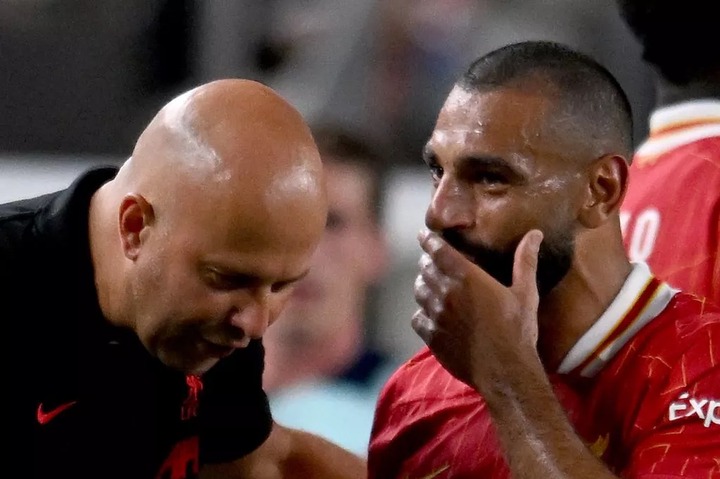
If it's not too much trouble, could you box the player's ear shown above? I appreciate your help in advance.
[118,193,155,261]
[578,154,629,229]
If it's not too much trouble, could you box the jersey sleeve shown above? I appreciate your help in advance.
[198,339,273,464]
[621,316,720,478]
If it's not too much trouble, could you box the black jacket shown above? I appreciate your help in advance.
[1,168,272,479]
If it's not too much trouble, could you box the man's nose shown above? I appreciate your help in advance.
[228,296,272,340]
[425,179,475,232]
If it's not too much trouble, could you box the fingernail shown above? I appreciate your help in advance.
[531,230,543,253]
[427,235,442,253]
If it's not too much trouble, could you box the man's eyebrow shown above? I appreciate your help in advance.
[423,145,512,168]
[457,154,510,169]
[423,145,527,180]
[457,154,526,180]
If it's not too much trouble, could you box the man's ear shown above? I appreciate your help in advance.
[118,194,155,261]
[578,154,629,229]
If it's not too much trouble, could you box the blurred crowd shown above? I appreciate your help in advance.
[0,0,654,161]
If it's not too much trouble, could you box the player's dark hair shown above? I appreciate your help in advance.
[458,41,634,157]
[616,0,720,85]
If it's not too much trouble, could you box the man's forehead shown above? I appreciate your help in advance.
[442,86,477,112]
[431,86,555,147]
[440,85,549,120]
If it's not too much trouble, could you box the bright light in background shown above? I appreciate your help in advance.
[0,156,123,203]
[382,167,433,262]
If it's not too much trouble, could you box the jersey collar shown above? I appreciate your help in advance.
[557,262,679,378]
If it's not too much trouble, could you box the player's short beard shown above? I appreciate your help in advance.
[441,229,574,297]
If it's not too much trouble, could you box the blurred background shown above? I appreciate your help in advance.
[0,0,654,363]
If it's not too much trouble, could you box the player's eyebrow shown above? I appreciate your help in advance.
[422,144,437,166]
[456,154,510,170]
[424,144,526,180]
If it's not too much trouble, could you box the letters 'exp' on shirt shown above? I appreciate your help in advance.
[369,263,720,479]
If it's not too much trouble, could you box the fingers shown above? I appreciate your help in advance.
[418,227,542,321]
[411,309,436,346]
[414,256,450,316]
[417,229,471,276]
[414,271,435,314]
[511,229,543,303]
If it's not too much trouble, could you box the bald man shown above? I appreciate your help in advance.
[3,80,365,478]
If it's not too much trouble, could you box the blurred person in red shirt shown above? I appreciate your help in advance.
[617,0,720,304]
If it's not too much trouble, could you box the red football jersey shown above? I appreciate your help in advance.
[621,100,720,305]
[368,263,720,478]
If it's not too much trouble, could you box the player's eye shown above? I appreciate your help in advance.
[473,171,508,186]
[429,163,444,183]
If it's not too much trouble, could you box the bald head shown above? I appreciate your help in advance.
[106,79,327,250]
[120,79,323,203]
[92,80,329,371]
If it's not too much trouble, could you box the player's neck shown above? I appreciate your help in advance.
[536,237,632,372]
[88,184,126,329]
[656,76,720,108]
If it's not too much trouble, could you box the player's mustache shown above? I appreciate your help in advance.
[439,229,515,285]
[439,229,507,261]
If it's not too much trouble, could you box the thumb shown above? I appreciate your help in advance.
[511,229,543,301]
